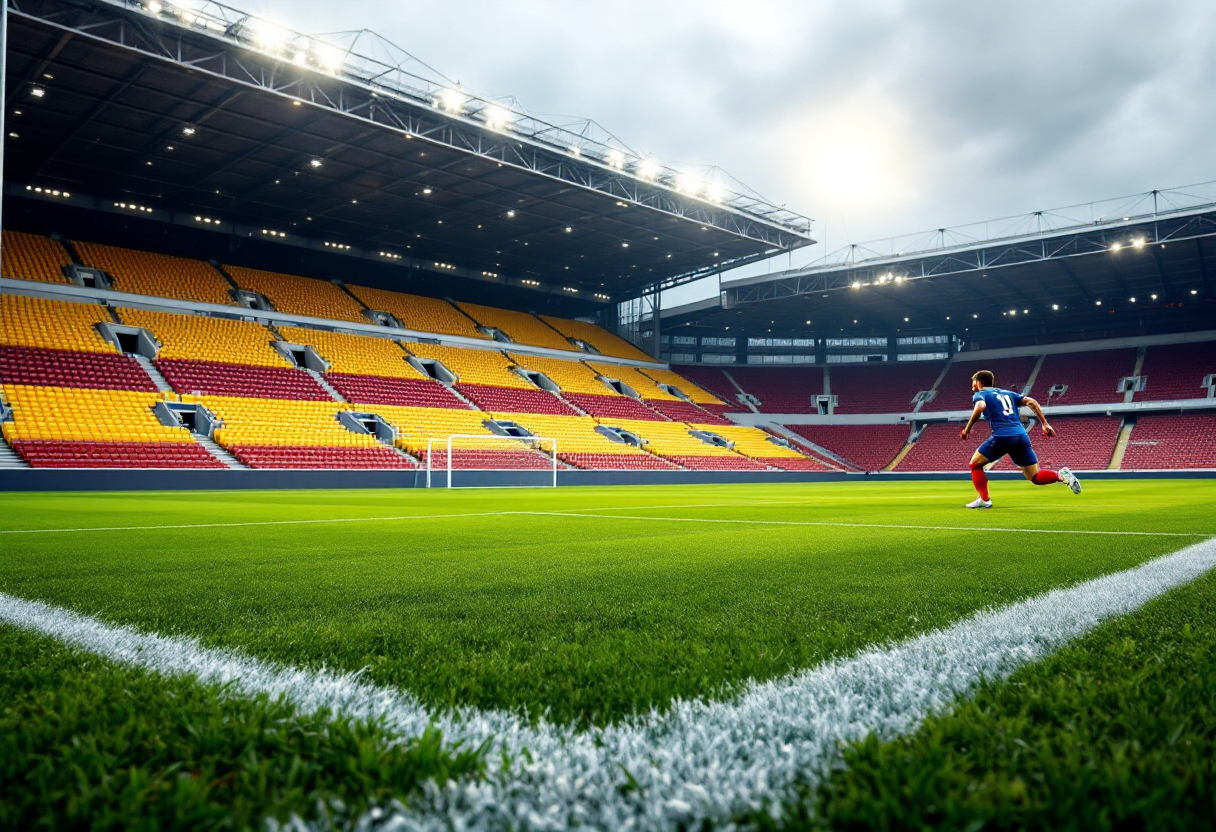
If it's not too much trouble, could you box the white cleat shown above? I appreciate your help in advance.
[965,497,993,509]
[1059,466,1082,495]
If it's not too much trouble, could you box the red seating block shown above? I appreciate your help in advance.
[455,384,577,415]
[1122,414,1216,470]
[932,356,1039,411]
[230,445,415,469]
[559,453,678,470]
[751,456,830,472]
[830,363,944,414]
[425,448,553,470]
[728,367,824,413]
[564,393,667,421]
[666,455,767,471]
[645,399,732,425]
[326,374,470,408]
[1134,342,1216,402]
[11,440,224,468]
[1037,349,1136,405]
[671,365,743,405]
[787,424,910,472]
[0,347,158,392]
[157,359,330,400]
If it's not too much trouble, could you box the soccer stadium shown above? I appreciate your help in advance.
[1,1,1215,828]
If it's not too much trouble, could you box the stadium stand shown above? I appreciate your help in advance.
[671,365,745,410]
[1121,414,1216,470]
[0,347,158,392]
[116,308,289,367]
[894,422,994,472]
[489,413,678,470]
[508,354,608,394]
[704,425,830,471]
[540,316,656,361]
[364,404,550,470]
[73,241,234,305]
[1,295,119,353]
[639,367,726,405]
[830,362,943,414]
[786,424,911,472]
[1135,341,1216,402]
[455,302,573,351]
[1,385,222,468]
[225,266,368,323]
[932,356,1040,411]
[160,361,330,401]
[1036,349,1136,406]
[345,285,490,340]
[646,399,732,425]
[276,327,415,377]
[563,392,667,421]
[728,367,823,413]
[588,362,678,400]
[609,419,767,470]
[1029,416,1121,470]
[198,395,412,468]
[405,342,577,415]
[1,230,71,283]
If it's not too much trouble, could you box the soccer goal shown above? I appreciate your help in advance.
[426,433,558,488]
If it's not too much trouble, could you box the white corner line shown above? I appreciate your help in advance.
[2,536,1214,830]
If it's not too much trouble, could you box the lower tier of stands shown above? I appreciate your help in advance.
[9,439,224,468]
[1121,414,1216,470]
[669,455,768,471]
[1,346,158,393]
[159,360,329,400]
[894,416,1121,472]
[559,452,678,470]
[427,448,553,470]
[230,445,414,469]
[785,424,910,472]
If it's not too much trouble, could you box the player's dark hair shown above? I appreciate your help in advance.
[972,370,995,387]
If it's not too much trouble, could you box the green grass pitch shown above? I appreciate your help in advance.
[2,480,1213,829]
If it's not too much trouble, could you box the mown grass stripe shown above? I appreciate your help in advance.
[3,538,1214,830]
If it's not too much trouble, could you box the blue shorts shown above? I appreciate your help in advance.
[977,433,1038,467]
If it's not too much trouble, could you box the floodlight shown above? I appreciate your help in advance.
[148,2,163,13]
[1132,238,1145,248]
[1095,300,1102,306]
[1110,242,1122,251]
[606,149,626,169]
[636,158,660,180]
[677,174,705,196]
[251,20,288,51]
[1151,293,1158,300]
[182,126,196,135]
[437,88,466,113]
[1052,304,1059,310]
[1130,297,1136,303]
[483,105,511,129]
[1193,289,1200,295]
[30,87,46,99]
[292,51,309,66]
[308,158,322,168]
[314,43,345,72]
[851,281,861,289]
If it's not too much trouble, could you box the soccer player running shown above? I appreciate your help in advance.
[960,369,1082,509]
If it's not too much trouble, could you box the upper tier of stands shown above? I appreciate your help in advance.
[1,230,72,283]
[541,316,656,362]
[455,302,573,351]
[2,295,117,354]
[225,266,368,323]
[728,367,824,413]
[638,367,723,405]
[1037,349,1137,405]
[405,342,531,388]
[509,354,609,395]
[346,285,490,340]
[588,362,680,401]
[74,241,234,306]
[932,356,1039,410]
[276,327,421,379]
[1,346,158,393]
[830,363,942,414]
[671,366,742,408]
[1135,342,1216,402]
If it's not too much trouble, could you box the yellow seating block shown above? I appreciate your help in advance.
[588,362,679,401]
[607,418,739,457]
[346,285,490,340]
[1,295,117,353]
[360,405,499,457]
[507,354,614,395]
[1,231,70,283]
[641,367,724,404]
[405,343,531,388]
[277,327,424,379]
[490,413,647,455]
[541,316,655,361]
[225,266,367,323]
[1,385,192,443]
[199,396,379,448]
[118,308,290,367]
[455,302,572,351]
[702,425,805,459]
[74,241,234,305]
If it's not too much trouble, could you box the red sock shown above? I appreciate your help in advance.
[969,463,990,500]
[1032,469,1063,486]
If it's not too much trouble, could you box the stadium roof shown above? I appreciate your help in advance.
[662,183,1216,342]
[4,0,814,305]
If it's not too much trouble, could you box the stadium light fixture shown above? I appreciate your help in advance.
[1023,309,1029,314]
[1129,297,1136,303]
[506,210,516,218]
[706,183,725,203]
[181,126,195,136]
[422,187,432,194]
[1095,300,1102,306]
[1151,293,1158,300]
[1132,238,1145,248]
[972,314,979,319]
[483,105,511,130]
[314,43,345,72]
[1110,242,1122,252]
[564,226,572,233]
[148,1,163,13]
[30,87,46,99]
[251,20,289,52]
[308,158,322,168]
[437,88,467,113]
[1052,304,1059,310]
[904,317,910,322]
[606,149,626,170]
[636,158,660,181]
[850,281,861,290]
[676,174,705,196]
[1193,289,1200,295]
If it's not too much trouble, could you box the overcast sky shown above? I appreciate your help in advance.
[255,0,1216,304]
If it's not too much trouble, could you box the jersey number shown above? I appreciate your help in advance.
[997,394,1015,415]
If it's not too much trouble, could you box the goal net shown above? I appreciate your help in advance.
[426,434,558,488]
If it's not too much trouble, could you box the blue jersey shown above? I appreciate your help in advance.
[973,387,1027,437]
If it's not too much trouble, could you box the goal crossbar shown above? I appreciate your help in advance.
[426,434,558,488]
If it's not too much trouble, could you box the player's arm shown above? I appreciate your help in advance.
[960,400,985,440]
[1022,396,1055,437]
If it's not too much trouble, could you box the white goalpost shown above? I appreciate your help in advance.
[426,433,558,488]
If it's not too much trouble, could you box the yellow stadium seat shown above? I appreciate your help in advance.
[1,384,193,443]
[455,302,573,351]
[117,308,290,367]
[225,266,368,323]
[345,285,491,340]
[199,396,381,449]
[357,404,501,458]
[1,231,71,283]
[0,295,118,353]
[639,367,724,405]
[587,362,679,400]
[73,241,235,305]
[405,342,532,388]
[541,316,655,361]
[277,327,425,379]
[506,354,616,395]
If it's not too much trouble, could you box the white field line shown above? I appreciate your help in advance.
[2,506,1205,538]
[3,537,1215,831]
[514,511,1210,537]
